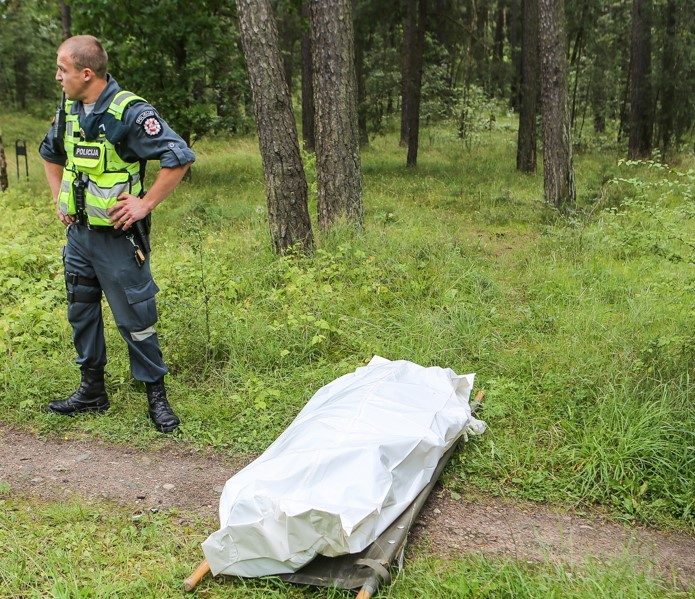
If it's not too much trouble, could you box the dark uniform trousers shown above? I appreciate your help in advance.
[63,224,168,383]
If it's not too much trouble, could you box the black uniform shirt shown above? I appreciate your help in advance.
[39,75,195,169]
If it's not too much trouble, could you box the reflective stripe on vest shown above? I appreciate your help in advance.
[58,91,146,226]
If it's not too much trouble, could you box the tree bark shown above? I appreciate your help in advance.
[627,0,653,159]
[472,0,489,91]
[406,0,427,168]
[60,1,72,40]
[568,11,585,129]
[539,0,575,209]
[492,0,506,96]
[309,0,363,230]
[13,52,29,111]
[400,0,417,146]
[658,0,676,158]
[354,8,369,147]
[278,8,297,95]
[0,135,8,192]
[516,0,537,172]
[237,0,314,253]
[589,5,610,135]
[300,3,315,151]
[507,0,522,110]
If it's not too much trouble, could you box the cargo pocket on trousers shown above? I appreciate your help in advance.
[123,279,160,332]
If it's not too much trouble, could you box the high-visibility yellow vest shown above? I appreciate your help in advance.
[57,91,145,226]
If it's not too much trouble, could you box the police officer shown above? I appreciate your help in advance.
[40,35,195,433]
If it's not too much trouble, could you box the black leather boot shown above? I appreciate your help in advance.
[146,378,180,433]
[48,367,109,415]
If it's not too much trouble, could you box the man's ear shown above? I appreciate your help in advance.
[82,68,94,82]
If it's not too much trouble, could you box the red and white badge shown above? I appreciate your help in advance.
[142,117,162,136]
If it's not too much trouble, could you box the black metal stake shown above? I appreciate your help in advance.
[15,139,28,179]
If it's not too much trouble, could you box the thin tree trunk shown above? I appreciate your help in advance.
[400,0,417,146]
[280,24,295,95]
[0,135,8,192]
[434,0,449,46]
[172,38,192,146]
[516,0,537,172]
[472,0,489,91]
[617,66,630,142]
[539,0,575,209]
[60,1,72,40]
[300,3,315,151]
[407,0,427,167]
[627,0,653,159]
[658,0,676,158]
[568,4,587,129]
[569,41,583,128]
[237,0,314,253]
[493,0,506,96]
[589,6,609,135]
[14,53,29,110]
[354,8,369,147]
[309,0,363,230]
[507,0,522,110]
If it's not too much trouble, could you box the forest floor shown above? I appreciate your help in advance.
[2,114,693,596]
[3,424,694,590]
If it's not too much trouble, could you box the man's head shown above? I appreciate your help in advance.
[55,35,108,102]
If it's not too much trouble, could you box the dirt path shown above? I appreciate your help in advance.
[2,425,694,588]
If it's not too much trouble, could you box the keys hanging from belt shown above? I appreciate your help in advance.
[126,233,146,267]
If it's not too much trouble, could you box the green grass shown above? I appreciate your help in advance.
[0,494,688,598]
[1,112,693,529]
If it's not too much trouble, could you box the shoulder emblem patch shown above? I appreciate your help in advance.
[135,109,156,125]
[142,117,162,137]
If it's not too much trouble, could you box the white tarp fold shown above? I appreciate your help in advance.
[202,356,486,577]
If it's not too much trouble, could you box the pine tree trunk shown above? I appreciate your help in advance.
[507,0,522,110]
[60,1,72,40]
[434,0,449,46]
[400,0,417,146]
[539,0,575,209]
[473,0,489,91]
[516,0,537,172]
[0,135,8,192]
[354,16,369,147]
[627,0,653,159]
[589,6,609,135]
[406,0,427,168]
[14,54,29,111]
[309,0,363,230]
[658,0,676,158]
[237,0,314,254]
[300,3,315,152]
[493,0,506,96]
[282,38,294,96]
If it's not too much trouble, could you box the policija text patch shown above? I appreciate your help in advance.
[74,145,102,159]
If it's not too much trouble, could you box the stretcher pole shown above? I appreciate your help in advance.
[183,559,210,591]
[356,575,379,598]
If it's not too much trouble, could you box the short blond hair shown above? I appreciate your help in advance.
[59,35,108,78]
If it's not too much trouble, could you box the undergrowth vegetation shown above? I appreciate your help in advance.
[1,112,693,531]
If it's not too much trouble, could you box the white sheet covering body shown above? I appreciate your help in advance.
[202,356,485,577]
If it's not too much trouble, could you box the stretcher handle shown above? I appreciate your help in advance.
[356,576,379,599]
[183,559,210,592]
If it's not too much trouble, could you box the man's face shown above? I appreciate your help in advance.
[55,50,89,101]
